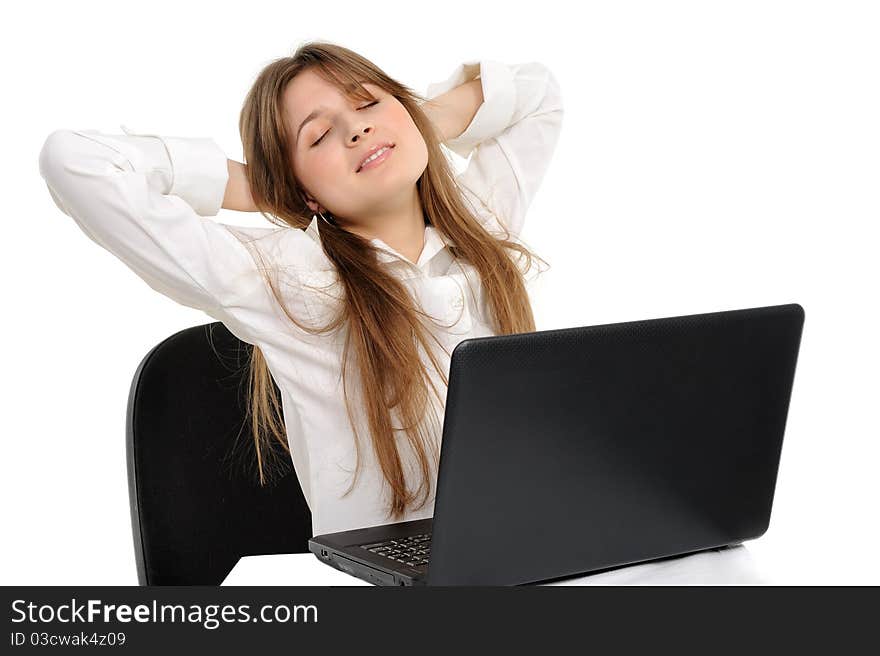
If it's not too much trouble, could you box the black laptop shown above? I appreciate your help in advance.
[308,303,805,585]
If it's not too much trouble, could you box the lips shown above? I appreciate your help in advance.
[356,143,395,172]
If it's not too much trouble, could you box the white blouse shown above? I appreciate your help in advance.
[38,58,564,537]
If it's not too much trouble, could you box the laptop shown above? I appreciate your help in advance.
[308,303,805,585]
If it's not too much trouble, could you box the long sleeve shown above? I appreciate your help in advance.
[425,59,564,237]
[38,127,274,316]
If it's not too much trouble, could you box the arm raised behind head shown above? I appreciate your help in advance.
[223,159,259,212]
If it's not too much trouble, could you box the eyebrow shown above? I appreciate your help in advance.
[295,107,327,146]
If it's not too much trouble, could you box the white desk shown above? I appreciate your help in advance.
[222,544,769,585]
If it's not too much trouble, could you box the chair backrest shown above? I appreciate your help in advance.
[125,322,311,585]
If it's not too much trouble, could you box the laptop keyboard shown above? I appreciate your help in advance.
[360,532,431,568]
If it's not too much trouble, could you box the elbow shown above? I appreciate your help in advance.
[39,129,120,218]
[519,62,564,120]
[39,129,87,216]
[38,129,81,187]
[542,66,564,116]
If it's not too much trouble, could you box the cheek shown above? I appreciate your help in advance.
[297,150,336,189]
[405,123,429,162]
[390,112,426,156]
[393,107,418,134]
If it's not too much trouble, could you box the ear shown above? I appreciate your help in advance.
[302,193,323,215]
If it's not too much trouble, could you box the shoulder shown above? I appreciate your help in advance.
[223,224,334,272]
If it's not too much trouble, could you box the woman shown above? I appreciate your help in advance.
[38,41,564,537]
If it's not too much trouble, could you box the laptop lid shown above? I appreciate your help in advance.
[426,303,805,585]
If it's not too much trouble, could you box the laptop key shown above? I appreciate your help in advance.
[358,532,433,563]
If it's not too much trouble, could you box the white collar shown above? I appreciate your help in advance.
[304,215,455,272]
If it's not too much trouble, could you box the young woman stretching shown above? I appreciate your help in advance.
[38,41,564,537]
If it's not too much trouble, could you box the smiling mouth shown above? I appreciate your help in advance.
[357,144,395,172]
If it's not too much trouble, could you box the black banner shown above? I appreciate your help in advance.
[2,586,876,652]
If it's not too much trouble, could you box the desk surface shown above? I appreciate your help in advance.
[222,544,769,586]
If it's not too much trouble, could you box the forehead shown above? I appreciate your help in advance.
[282,69,374,124]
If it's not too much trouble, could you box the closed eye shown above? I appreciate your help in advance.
[311,100,380,147]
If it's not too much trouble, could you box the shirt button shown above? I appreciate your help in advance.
[451,295,464,309]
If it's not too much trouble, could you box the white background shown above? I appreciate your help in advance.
[2,0,877,585]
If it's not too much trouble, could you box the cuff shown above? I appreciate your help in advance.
[424,59,517,160]
[120,125,229,217]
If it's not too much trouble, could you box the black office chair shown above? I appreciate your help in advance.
[125,322,312,585]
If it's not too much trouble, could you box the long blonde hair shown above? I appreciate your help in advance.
[236,41,547,520]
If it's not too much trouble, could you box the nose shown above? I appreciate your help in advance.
[349,125,371,144]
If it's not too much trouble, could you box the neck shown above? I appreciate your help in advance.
[347,187,427,264]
